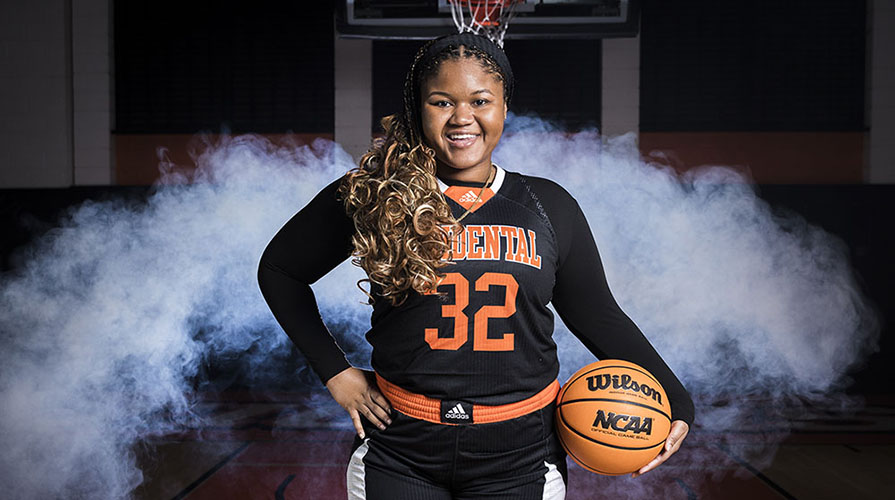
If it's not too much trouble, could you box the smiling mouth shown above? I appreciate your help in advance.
[445,133,480,148]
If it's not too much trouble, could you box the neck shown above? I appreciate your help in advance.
[436,160,494,184]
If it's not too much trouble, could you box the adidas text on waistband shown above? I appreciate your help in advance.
[375,373,559,426]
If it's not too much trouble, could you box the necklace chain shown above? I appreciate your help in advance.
[455,164,496,223]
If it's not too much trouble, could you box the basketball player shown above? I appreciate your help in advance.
[258,33,693,499]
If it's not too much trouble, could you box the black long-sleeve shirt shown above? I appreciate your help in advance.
[258,167,695,425]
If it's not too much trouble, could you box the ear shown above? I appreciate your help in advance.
[503,102,508,119]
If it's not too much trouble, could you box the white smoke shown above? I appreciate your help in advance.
[497,116,878,477]
[0,136,365,498]
[496,121,877,392]
[0,117,878,498]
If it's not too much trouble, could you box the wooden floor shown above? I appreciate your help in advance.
[132,393,895,500]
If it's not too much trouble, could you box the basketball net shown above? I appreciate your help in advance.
[448,0,524,48]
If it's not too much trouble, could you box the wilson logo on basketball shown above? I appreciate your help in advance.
[556,360,671,475]
[592,410,653,435]
[587,374,663,405]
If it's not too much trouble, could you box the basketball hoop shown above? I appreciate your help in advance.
[448,0,525,47]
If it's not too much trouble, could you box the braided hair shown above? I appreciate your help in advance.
[339,34,514,306]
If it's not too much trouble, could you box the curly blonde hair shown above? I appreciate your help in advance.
[339,38,511,306]
[339,115,458,306]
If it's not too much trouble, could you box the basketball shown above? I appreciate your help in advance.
[555,359,672,475]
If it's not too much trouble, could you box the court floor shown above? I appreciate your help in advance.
[132,392,895,500]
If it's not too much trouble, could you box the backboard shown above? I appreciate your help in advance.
[336,0,641,40]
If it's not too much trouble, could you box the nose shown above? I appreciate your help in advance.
[449,102,474,126]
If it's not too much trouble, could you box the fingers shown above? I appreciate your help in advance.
[348,391,393,439]
[326,367,395,438]
[359,397,391,431]
[631,420,690,478]
[362,370,393,414]
[665,427,685,454]
[349,409,365,440]
[371,390,393,415]
[350,403,389,439]
[631,452,665,478]
[366,399,392,427]
[361,376,392,431]
[664,420,689,455]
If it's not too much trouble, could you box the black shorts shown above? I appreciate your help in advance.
[346,403,567,500]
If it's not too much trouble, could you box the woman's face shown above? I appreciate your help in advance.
[420,57,507,182]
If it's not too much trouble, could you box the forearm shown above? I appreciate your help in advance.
[557,299,695,425]
[553,204,695,425]
[256,177,356,384]
[257,259,351,383]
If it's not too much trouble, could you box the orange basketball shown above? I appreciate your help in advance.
[555,359,672,475]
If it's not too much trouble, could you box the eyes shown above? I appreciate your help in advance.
[429,98,492,109]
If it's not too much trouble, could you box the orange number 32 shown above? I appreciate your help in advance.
[424,272,518,351]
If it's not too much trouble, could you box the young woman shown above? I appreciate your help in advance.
[258,32,694,499]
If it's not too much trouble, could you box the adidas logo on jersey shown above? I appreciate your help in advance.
[440,400,473,423]
[444,403,470,420]
[458,190,480,203]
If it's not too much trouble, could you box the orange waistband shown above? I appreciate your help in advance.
[375,373,560,425]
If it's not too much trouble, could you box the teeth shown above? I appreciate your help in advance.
[449,134,477,140]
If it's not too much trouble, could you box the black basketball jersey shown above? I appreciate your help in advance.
[368,167,559,404]
[258,166,696,425]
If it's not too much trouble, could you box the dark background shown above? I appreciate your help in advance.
[111,0,867,134]
[2,0,889,393]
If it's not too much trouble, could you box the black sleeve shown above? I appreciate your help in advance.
[257,178,356,384]
[530,177,696,426]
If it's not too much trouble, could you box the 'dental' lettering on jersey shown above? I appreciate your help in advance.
[441,224,542,269]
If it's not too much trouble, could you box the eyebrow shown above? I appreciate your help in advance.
[426,89,496,98]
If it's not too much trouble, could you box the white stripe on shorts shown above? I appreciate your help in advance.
[346,439,370,500]
[542,461,566,500]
